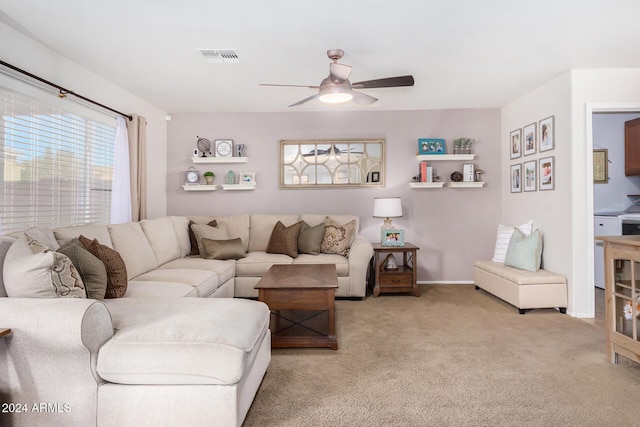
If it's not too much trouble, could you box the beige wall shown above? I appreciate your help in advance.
[0,22,169,219]
[167,109,501,282]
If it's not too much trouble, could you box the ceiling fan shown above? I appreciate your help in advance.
[259,49,414,107]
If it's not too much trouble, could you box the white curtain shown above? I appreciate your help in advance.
[110,117,132,224]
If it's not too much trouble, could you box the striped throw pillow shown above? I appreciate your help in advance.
[491,220,533,263]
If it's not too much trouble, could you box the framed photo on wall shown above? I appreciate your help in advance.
[510,163,522,193]
[593,149,608,184]
[510,129,522,159]
[523,160,537,192]
[539,116,555,152]
[539,156,555,190]
[523,123,537,156]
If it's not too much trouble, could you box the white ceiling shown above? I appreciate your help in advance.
[2,0,640,114]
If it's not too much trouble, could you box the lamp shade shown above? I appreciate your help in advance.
[373,197,403,218]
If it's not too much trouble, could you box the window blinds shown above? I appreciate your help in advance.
[0,83,116,234]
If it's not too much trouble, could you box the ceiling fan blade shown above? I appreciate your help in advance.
[288,94,319,107]
[351,90,378,106]
[351,75,414,89]
[260,83,319,89]
[329,63,352,83]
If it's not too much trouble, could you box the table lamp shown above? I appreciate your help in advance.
[373,197,404,246]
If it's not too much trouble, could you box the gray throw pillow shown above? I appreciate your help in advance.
[297,221,325,255]
[190,223,230,258]
[504,229,542,272]
[201,238,246,260]
[58,239,108,300]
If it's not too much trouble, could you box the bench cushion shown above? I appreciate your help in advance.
[474,260,566,285]
[98,298,270,385]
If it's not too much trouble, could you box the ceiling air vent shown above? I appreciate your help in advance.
[197,49,240,63]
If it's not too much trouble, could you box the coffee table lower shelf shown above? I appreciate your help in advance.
[269,309,337,349]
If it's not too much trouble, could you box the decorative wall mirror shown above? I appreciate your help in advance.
[279,139,385,189]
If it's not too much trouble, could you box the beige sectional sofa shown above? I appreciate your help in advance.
[0,213,373,427]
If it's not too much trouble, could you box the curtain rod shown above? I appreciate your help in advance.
[0,60,132,121]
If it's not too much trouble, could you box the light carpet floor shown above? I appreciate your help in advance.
[243,284,640,427]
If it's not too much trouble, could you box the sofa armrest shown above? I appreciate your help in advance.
[0,298,114,425]
[347,235,374,297]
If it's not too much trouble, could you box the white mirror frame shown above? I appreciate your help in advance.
[279,138,385,189]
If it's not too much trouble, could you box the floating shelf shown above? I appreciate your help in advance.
[409,182,445,189]
[416,154,476,161]
[446,182,485,188]
[222,183,256,191]
[191,156,248,164]
[182,184,219,191]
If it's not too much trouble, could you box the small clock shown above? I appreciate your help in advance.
[184,166,201,185]
[215,139,234,157]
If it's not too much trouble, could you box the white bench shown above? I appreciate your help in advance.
[473,260,567,314]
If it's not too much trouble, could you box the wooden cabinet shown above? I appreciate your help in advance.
[624,118,640,175]
[597,236,640,364]
[372,243,419,297]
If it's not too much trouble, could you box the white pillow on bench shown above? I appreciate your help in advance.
[491,220,533,263]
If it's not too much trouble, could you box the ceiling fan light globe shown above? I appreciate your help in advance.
[318,84,353,104]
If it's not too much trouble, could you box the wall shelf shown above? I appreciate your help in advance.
[416,154,476,161]
[447,182,485,188]
[182,184,219,191]
[222,183,256,191]
[191,156,248,164]
[409,182,445,189]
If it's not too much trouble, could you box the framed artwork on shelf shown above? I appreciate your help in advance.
[214,139,234,157]
[510,163,522,193]
[593,149,608,184]
[510,129,522,159]
[539,156,555,190]
[239,172,256,184]
[381,229,405,247]
[523,160,537,192]
[539,116,555,152]
[523,123,537,156]
[418,138,446,154]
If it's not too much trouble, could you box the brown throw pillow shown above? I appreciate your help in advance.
[321,218,356,257]
[201,238,246,260]
[78,235,128,299]
[57,238,108,300]
[188,219,217,255]
[297,221,326,255]
[267,221,302,258]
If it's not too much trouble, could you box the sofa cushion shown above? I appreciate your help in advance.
[267,221,302,258]
[191,223,230,257]
[504,229,543,272]
[54,223,112,248]
[159,257,235,287]
[97,298,270,385]
[124,281,199,298]
[140,217,182,265]
[297,221,325,255]
[133,268,220,297]
[202,238,246,260]
[249,214,300,252]
[293,254,349,276]
[321,218,356,256]
[188,219,217,256]
[8,226,60,250]
[4,234,86,298]
[108,222,159,279]
[169,216,192,258]
[235,251,293,276]
[79,236,128,299]
[58,239,108,300]
[491,220,534,263]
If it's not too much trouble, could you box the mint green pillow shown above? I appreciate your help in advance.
[504,229,542,272]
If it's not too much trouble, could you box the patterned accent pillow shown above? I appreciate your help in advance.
[321,218,356,257]
[78,235,128,299]
[25,234,86,298]
[267,221,302,258]
[188,219,217,256]
[58,238,108,300]
[190,223,230,258]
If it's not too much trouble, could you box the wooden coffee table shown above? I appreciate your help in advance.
[255,264,338,350]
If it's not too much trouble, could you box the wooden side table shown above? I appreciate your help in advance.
[0,328,11,337]
[372,242,420,297]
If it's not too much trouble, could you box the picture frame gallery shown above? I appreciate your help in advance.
[510,115,556,193]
